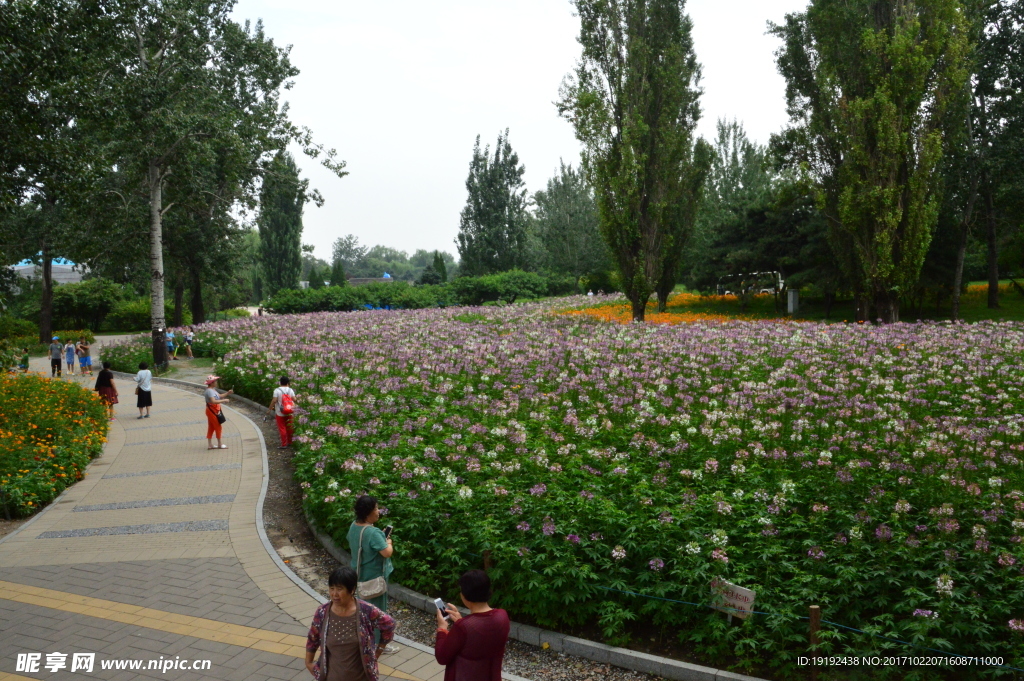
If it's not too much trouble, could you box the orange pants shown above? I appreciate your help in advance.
[206,407,223,439]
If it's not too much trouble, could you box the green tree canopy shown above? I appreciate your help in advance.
[455,130,530,276]
[559,0,707,320]
[258,151,308,295]
[771,0,969,322]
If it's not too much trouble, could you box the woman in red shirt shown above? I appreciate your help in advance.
[434,570,510,681]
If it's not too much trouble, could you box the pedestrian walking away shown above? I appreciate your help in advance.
[63,339,76,375]
[305,566,396,681]
[77,337,92,376]
[204,375,232,449]
[134,362,153,419]
[94,361,118,420]
[48,336,63,377]
[269,375,296,449]
[434,569,510,681]
[348,495,398,653]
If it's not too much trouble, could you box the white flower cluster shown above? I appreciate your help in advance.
[684,542,701,555]
[457,486,473,499]
[936,574,954,598]
[709,529,729,547]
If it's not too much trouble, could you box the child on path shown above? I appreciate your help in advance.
[94,361,118,420]
[134,361,153,419]
[18,348,29,373]
[64,339,76,375]
[77,337,93,376]
[268,375,296,449]
[166,330,178,360]
[48,336,63,377]
[184,327,194,359]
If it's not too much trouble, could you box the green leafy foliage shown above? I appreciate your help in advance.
[456,131,530,276]
[559,0,707,321]
[0,372,108,517]
[106,299,192,332]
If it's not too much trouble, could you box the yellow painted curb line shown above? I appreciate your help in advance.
[0,580,418,680]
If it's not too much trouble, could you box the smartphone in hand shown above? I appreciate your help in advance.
[434,598,448,617]
[384,525,393,539]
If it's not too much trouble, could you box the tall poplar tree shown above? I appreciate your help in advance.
[258,151,306,295]
[771,0,969,323]
[558,0,707,321]
[455,131,529,276]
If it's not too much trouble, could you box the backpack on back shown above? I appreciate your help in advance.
[280,390,295,415]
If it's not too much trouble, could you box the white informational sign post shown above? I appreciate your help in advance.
[787,289,800,314]
[710,578,756,620]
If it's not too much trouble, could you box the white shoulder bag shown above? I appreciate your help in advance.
[356,525,387,599]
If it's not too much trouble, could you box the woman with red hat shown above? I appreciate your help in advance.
[204,375,233,450]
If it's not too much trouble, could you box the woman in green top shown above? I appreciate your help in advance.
[347,495,396,652]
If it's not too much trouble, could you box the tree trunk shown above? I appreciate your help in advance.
[190,268,205,324]
[149,161,168,368]
[824,290,834,319]
[874,288,899,324]
[172,278,184,327]
[985,186,999,309]
[630,295,646,322]
[38,242,53,344]
[951,227,968,322]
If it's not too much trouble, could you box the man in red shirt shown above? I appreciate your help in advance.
[435,570,510,681]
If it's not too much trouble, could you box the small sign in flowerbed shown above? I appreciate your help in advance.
[112,304,1024,677]
[0,372,108,516]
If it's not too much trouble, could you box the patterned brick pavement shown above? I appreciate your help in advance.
[1,362,448,681]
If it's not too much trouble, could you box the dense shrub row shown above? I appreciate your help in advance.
[264,271,579,314]
[0,372,108,517]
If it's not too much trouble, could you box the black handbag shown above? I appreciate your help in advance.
[208,404,226,424]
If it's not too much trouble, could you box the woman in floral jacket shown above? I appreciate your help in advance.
[305,567,396,681]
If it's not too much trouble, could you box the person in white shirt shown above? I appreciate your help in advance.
[134,362,154,419]
[268,375,296,450]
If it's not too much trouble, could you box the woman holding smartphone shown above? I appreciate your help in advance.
[348,495,398,654]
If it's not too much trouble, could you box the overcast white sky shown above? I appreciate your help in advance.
[231,0,808,262]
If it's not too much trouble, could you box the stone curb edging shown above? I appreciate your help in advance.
[119,372,767,681]
[108,371,329,612]
[113,372,533,681]
[307,519,765,681]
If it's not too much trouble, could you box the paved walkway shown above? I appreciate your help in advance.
[1,358,449,681]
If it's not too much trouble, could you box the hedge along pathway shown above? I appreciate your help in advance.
[0,359,440,681]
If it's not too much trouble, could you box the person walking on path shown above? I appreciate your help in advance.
[94,361,118,420]
[434,570,510,681]
[18,348,29,373]
[63,339,76,376]
[347,495,398,653]
[77,337,92,376]
[268,375,296,449]
[134,362,153,419]
[305,566,396,681]
[204,375,233,449]
[48,336,63,377]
